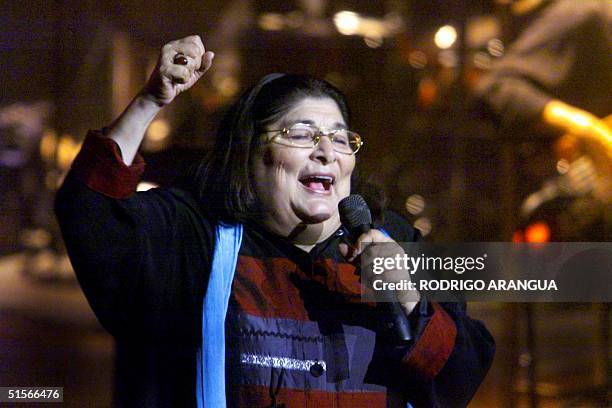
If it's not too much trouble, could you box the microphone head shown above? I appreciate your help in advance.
[338,194,372,229]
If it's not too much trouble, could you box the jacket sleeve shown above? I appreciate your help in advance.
[398,301,495,408]
[372,211,495,407]
[55,130,213,340]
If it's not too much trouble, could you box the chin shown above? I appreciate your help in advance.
[302,212,332,224]
[294,202,335,224]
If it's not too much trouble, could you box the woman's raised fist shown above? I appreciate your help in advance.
[141,35,214,106]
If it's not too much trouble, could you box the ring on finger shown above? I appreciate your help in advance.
[173,53,188,66]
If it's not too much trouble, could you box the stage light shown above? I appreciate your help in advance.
[434,25,457,49]
[57,135,82,170]
[525,221,550,243]
[147,119,170,143]
[144,119,171,152]
[334,11,360,36]
[334,10,403,41]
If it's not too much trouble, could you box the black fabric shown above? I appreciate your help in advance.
[56,174,494,407]
[56,176,213,407]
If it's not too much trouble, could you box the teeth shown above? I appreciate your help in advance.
[299,175,334,188]
[303,175,332,182]
[316,176,333,182]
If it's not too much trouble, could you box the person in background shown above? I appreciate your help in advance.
[475,0,611,239]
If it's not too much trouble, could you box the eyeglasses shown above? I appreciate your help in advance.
[262,123,364,155]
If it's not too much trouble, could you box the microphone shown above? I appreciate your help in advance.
[338,195,412,342]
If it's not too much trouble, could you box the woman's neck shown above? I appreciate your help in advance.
[261,213,341,251]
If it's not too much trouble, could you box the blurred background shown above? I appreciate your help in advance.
[0,0,609,406]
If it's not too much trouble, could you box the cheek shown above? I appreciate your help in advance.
[338,158,356,190]
[266,148,305,177]
[254,148,296,191]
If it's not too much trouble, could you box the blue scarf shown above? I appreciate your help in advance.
[196,223,243,408]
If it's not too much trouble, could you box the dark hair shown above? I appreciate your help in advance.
[191,73,352,223]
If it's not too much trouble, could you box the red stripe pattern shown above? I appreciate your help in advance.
[237,384,387,407]
[402,302,457,380]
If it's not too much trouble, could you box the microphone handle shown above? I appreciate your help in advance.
[376,286,413,342]
[348,224,412,342]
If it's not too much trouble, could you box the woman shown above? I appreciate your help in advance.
[55,36,494,407]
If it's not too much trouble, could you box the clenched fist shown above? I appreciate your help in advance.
[141,35,214,106]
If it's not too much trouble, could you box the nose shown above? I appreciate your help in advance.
[310,133,337,164]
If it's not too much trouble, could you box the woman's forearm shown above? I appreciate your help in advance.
[106,94,163,166]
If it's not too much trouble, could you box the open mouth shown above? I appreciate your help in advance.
[299,174,334,193]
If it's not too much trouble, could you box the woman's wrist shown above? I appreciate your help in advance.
[136,90,169,109]
[133,91,167,113]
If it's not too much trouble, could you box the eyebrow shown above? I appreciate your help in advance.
[286,119,347,129]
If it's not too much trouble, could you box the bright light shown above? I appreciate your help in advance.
[144,119,171,152]
[434,25,457,49]
[57,135,82,170]
[334,11,360,35]
[147,119,170,142]
[137,181,159,192]
[525,222,550,243]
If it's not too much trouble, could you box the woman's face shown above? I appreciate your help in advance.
[253,96,355,234]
